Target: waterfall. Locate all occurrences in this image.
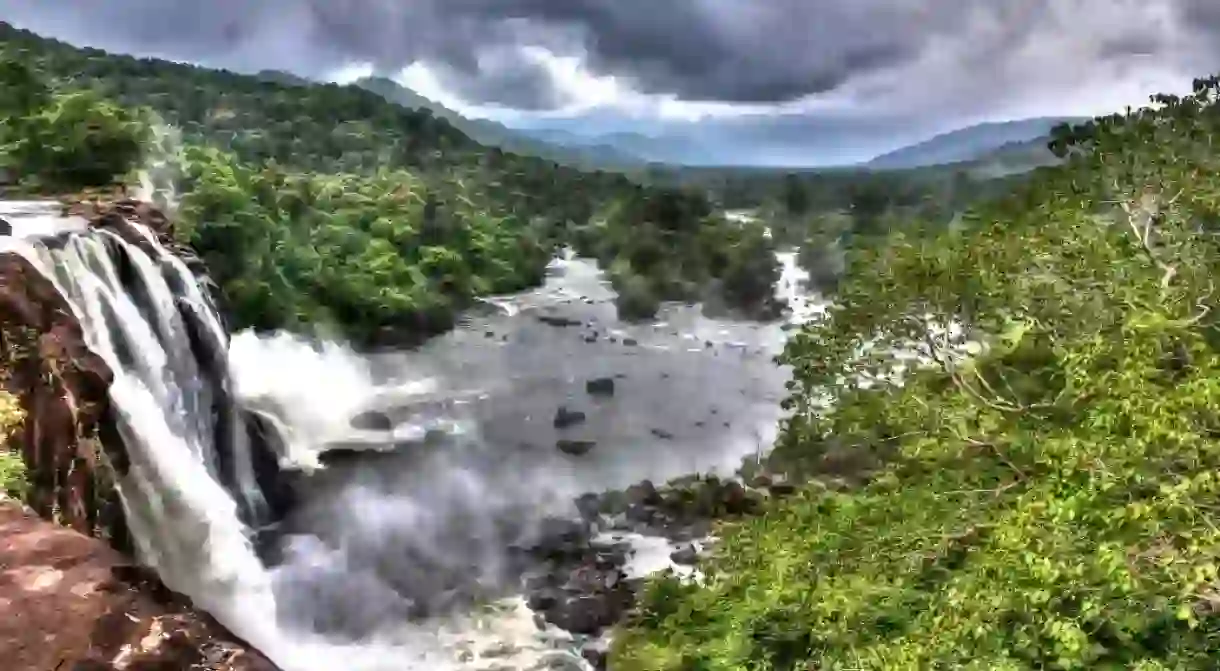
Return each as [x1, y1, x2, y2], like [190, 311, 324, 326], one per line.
[0, 219, 299, 657]
[1, 217, 481, 670]
[0, 208, 815, 671]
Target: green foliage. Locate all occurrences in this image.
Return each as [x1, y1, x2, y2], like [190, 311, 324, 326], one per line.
[0, 22, 785, 335]
[581, 187, 783, 319]
[612, 78, 1220, 669]
[177, 148, 552, 343]
[611, 267, 662, 322]
[0, 390, 25, 499]
[0, 56, 148, 189]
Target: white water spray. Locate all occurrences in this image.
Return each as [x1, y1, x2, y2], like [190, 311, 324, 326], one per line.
[1, 220, 597, 670]
[0, 195, 834, 670]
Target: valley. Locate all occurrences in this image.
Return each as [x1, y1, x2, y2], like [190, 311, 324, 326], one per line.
[2, 12, 1220, 671]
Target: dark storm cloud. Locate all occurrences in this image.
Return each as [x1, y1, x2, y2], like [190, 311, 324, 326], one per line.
[425, 46, 569, 111]
[0, 0, 1218, 111]
[0, 0, 962, 106]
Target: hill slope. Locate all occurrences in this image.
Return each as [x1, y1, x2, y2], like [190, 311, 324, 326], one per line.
[865, 117, 1085, 169]
[352, 76, 647, 169]
[612, 79, 1220, 669]
[0, 21, 782, 340]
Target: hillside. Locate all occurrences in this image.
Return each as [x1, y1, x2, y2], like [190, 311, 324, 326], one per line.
[352, 76, 647, 169]
[612, 78, 1220, 668]
[517, 126, 707, 165]
[0, 21, 782, 341]
[864, 117, 1085, 169]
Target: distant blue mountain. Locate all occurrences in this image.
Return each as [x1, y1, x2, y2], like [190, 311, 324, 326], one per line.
[348, 76, 648, 168]
[864, 117, 1087, 170]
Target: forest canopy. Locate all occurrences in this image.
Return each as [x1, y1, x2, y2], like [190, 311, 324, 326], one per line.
[0, 22, 784, 339]
[610, 76, 1220, 669]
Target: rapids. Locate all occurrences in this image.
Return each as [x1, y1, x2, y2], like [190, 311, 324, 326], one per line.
[1, 199, 820, 670]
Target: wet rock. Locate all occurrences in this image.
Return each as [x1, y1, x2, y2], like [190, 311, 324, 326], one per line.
[557, 439, 596, 456]
[537, 314, 583, 328]
[535, 654, 587, 671]
[482, 641, 519, 658]
[544, 591, 632, 636]
[528, 517, 591, 560]
[768, 481, 798, 498]
[349, 410, 393, 432]
[751, 474, 774, 489]
[527, 587, 562, 612]
[581, 643, 608, 671]
[0, 251, 124, 543]
[574, 493, 603, 521]
[669, 543, 699, 565]
[553, 406, 587, 429]
[721, 480, 755, 515]
[585, 377, 615, 397]
[626, 480, 662, 506]
[0, 504, 277, 671]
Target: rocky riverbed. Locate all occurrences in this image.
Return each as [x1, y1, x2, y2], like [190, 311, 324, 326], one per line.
[1, 193, 821, 670]
[235, 249, 819, 670]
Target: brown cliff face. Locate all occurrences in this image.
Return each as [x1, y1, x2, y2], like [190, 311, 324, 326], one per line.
[0, 246, 125, 543]
[0, 196, 222, 541]
[0, 197, 281, 670]
[0, 504, 277, 671]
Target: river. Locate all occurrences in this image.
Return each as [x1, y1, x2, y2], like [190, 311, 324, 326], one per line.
[2, 199, 822, 670]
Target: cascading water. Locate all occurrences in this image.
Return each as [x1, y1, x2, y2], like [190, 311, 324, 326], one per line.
[1, 221, 289, 650]
[1, 215, 602, 670]
[1, 197, 827, 671]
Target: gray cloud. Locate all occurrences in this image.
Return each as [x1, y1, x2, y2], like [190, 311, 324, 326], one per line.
[0, 0, 1218, 117]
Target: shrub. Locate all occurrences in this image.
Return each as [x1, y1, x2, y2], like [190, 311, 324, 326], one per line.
[611, 77, 1220, 670]
[0, 391, 26, 499]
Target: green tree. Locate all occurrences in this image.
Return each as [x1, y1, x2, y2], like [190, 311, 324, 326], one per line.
[782, 172, 810, 215]
[612, 78, 1220, 670]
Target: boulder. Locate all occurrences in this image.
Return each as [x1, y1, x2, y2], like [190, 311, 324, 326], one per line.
[581, 641, 609, 671]
[536, 314, 583, 328]
[553, 406, 586, 429]
[349, 410, 393, 432]
[543, 591, 632, 636]
[557, 440, 596, 456]
[584, 377, 615, 397]
[0, 504, 277, 671]
[669, 543, 699, 565]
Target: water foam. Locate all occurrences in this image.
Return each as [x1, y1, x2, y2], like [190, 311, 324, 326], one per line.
[1, 202, 828, 670]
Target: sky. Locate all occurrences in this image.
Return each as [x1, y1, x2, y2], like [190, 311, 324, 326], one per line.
[2, 0, 1219, 164]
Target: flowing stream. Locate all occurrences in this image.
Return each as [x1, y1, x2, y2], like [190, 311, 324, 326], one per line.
[0, 200, 819, 670]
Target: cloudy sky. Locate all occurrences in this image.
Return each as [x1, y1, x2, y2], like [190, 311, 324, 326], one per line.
[2, 0, 1218, 164]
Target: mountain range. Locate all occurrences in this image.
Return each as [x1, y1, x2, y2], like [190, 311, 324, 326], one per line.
[863, 117, 1088, 171]
[346, 76, 649, 169]
[278, 70, 1085, 172]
